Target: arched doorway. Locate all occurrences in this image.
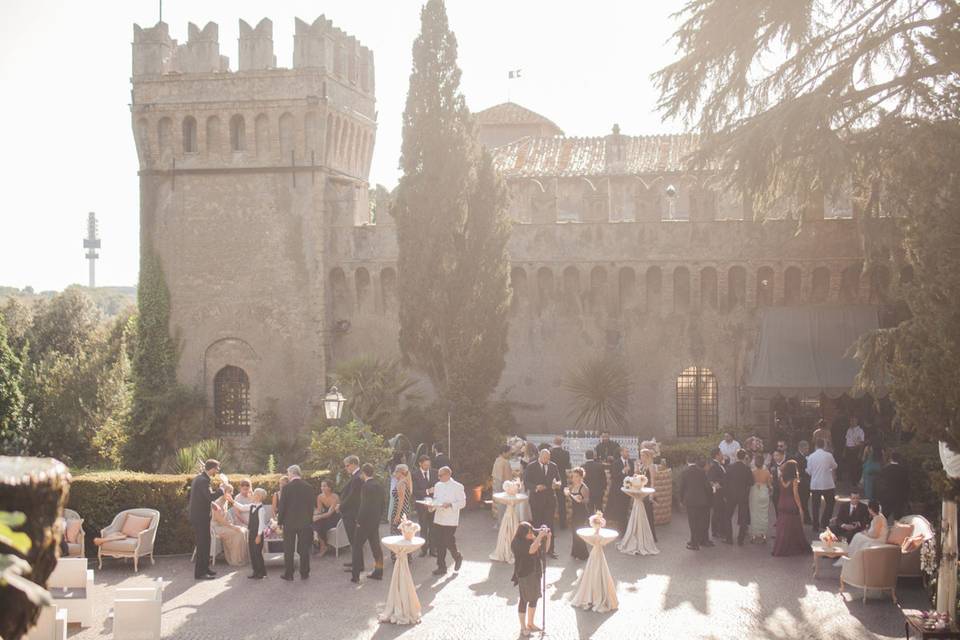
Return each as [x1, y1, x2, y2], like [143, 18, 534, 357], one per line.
[214, 365, 251, 434]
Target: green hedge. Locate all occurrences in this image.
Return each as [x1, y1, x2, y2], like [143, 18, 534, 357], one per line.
[68, 471, 329, 556]
[659, 434, 722, 468]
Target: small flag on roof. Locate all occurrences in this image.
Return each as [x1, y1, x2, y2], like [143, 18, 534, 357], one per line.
[508, 69, 522, 79]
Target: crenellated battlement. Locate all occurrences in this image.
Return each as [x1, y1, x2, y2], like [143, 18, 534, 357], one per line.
[132, 17, 374, 95]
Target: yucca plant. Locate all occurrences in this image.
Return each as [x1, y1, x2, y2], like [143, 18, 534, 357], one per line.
[331, 355, 420, 434]
[562, 354, 633, 432]
[171, 439, 229, 474]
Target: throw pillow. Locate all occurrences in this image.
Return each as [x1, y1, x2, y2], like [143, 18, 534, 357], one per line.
[65, 519, 83, 544]
[902, 534, 924, 553]
[887, 522, 913, 546]
[121, 514, 153, 538]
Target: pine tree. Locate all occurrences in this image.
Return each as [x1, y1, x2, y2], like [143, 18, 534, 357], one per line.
[0, 313, 25, 452]
[394, 0, 511, 482]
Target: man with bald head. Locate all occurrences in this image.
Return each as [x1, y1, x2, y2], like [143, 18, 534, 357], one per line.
[523, 448, 561, 557]
[431, 466, 466, 576]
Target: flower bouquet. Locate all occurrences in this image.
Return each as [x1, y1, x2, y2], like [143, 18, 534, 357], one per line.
[818, 528, 840, 549]
[399, 514, 420, 541]
[623, 474, 648, 491]
[589, 511, 606, 533]
[262, 517, 280, 541]
[502, 480, 520, 496]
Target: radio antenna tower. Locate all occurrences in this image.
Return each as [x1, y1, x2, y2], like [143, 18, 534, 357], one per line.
[83, 212, 101, 288]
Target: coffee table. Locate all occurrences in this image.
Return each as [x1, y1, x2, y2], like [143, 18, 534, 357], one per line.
[902, 608, 960, 639]
[811, 540, 847, 577]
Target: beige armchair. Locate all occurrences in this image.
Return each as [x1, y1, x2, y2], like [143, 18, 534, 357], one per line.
[840, 544, 900, 603]
[63, 508, 85, 558]
[98, 508, 160, 572]
[896, 515, 935, 577]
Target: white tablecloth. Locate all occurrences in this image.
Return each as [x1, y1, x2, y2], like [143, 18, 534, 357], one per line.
[490, 492, 528, 563]
[379, 536, 424, 625]
[571, 527, 619, 613]
[617, 487, 659, 556]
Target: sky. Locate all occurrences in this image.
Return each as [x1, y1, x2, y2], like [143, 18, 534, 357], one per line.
[0, 0, 684, 292]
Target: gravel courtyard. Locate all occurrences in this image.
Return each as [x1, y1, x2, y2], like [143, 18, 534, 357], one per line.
[67, 509, 925, 640]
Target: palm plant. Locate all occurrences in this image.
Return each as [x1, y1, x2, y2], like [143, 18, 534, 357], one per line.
[562, 354, 633, 432]
[171, 439, 229, 474]
[331, 355, 420, 434]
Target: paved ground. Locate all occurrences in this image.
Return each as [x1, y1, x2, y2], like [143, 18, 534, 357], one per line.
[66, 509, 925, 640]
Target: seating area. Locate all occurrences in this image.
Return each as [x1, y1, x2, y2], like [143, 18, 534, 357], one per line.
[47, 557, 94, 628]
[891, 515, 935, 577]
[24, 604, 68, 640]
[111, 579, 164, 640]
[97, 508, 160, 572]
[63, 508, 85, 558]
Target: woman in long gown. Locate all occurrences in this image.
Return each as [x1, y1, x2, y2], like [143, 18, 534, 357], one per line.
[835, 502, 888, 566]
[565, 468, 590, 560]
[749, 454, 772, 543]
[772, 460, 811, 556]
[861, 446, 884, 503]
[312, 480, 340, 556]
[211, 487, 249, 566]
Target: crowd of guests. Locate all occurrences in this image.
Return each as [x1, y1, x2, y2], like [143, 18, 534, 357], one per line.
[678, 422, 912, 558]
[186, 444, 466, 584]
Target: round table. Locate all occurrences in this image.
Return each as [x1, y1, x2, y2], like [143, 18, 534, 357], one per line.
[617, 487, 659, 556]
[490, 492, 529, 563]
[570, 527, 619, 613]
[379, 535, 425, 625]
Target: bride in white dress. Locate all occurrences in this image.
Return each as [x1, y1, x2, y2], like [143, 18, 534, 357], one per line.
[835, 502, 887, 566]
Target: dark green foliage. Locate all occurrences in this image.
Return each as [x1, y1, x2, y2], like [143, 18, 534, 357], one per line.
[330, 355, 420, 436]
[562, 354, 633, 432]
[393, 0, 512, 484]
[309, 420, 391, 487]
[66, 470, 329, 556]
[0, 314, 25, 452]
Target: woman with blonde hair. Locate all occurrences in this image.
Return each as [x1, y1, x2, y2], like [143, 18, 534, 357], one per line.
[390, 463, 413, 537]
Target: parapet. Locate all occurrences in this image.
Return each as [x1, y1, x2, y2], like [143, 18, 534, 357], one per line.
[132, 17, 374, 91]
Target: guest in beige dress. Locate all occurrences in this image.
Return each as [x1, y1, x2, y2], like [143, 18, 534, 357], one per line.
[212, 487, 249, 566]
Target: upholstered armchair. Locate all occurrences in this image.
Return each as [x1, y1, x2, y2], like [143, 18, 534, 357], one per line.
[840, 544, 901, 603]
[97, 508, 160, 572]
[896, 515, 935, 578]
[62, 508, 85, 558]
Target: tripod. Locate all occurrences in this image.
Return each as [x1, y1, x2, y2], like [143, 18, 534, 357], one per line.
[538, 529, 549, 635]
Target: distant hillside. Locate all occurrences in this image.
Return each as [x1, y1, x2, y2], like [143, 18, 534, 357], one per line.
[0, 285, 136, 317]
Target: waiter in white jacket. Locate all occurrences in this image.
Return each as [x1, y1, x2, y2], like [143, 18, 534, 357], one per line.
[430, 466, 466, 576]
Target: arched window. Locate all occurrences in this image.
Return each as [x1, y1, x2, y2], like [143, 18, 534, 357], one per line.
[840, 263, 862, 303]
[355, 267, 371, 313]
[618, 267, 636, 315]
[676, 366, 718, 437]
[589, 266, 608, 314]
[136, 118, 151, 162]
[757, 266, 775, 306]
[304, 111, 318, 159]
[700, 267, 718, 310]
[255, 113, 270, 158]
[646, 266, 663, 312]
[536, 267, 554, 315]
[325, 114, 334, 164]
[811, 267, 831, 303]
[229, 114, 246, 152]
[182, 116, 198, 153]
[279, 112, 295, 159]
[157, 117, 172, 156]
[562, 266, 581, 315]
[783, 266, 802, 305]
[727, 266, 746, 309]
[510, 267, 528, 316]
[380, 267, 397, 313]
[673, 267, 691, 312]
[214, 365, 250, 434]
[330, 267, 349, 317]
[206, 116, 221, 155]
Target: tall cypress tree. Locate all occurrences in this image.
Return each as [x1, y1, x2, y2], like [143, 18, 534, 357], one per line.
[394, 0, 511, 481]
[0, 313, 25, 452]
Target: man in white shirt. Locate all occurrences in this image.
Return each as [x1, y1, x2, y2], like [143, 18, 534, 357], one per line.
[430, 466, 466, 576]
[844, 417, 866, 484]
[805, 438, 838, 531]
[718, 432, 741, 465]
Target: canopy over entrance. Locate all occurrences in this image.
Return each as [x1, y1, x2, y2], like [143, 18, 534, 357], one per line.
[745, 306, 882, 398]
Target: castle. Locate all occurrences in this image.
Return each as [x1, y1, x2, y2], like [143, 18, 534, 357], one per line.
[132, 18, 900, 446]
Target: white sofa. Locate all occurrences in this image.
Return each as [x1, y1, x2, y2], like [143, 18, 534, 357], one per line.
[894, 514, 935, 577]
[63, 509, 85, 558]
[24, 604, 67, 640]
[98, 508, 160, 572]
[47, 557, 94, 627]
[840, 544, 900, 604]
[112, 579, 164, 640]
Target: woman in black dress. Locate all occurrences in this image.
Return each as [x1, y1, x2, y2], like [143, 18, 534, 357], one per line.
[511, 522, 551, 637]
[566, 468, 590, 560]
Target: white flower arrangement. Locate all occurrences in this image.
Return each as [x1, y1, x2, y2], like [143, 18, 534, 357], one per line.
[399, 514, 421, 541]
[623, 474, 648, 490]
[502, 480, 520, 496]
[589, 511, 606, 531]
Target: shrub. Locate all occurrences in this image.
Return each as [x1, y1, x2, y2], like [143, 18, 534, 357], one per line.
[309, 421, 391, 488]
[170, 439, 230, 474]
[67, 470, 329, 556]
[659, 434, 721, 468]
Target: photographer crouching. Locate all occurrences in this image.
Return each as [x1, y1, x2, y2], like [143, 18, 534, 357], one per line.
[511, 522, 551, 637]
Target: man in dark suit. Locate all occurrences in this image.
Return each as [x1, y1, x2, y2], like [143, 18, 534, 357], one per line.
[412, 454, 438, 557]
[278, 464, 317, 581]
[432, 444, 452, 473]
[523, 448, 561, 557]
[337, 455, 363, 568]
[350, 463, 386, 583]
[791, 440, 812, 525]
[550, 436, 571, 529]
[594, 431, 620, 465]
[607, 446, 634, 534]
[679, 454, 712, 550]
[877, 451, 910, 521]
[188, 459, 224, 579]
[830, 492, 871, 542]
[582, 450, 607, 514]
[769, 450, 785, 516]
[726, 449, 753, 545]
[707, 448, 732, 544]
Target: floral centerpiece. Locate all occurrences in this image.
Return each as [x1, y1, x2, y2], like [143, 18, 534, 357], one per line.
[589, 511, 606, 532]
[399, 514, 420, 541]
[502, 479, 520, 496]
[623, 474, 648, 490]
[262, 518, 280, 540]
[818, 528, 839, 547]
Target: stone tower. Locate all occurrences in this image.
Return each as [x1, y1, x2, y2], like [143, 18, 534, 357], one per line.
[131, 17, 376, 443]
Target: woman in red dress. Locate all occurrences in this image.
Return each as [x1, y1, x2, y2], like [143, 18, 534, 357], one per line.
[772, 460, 811, 556]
